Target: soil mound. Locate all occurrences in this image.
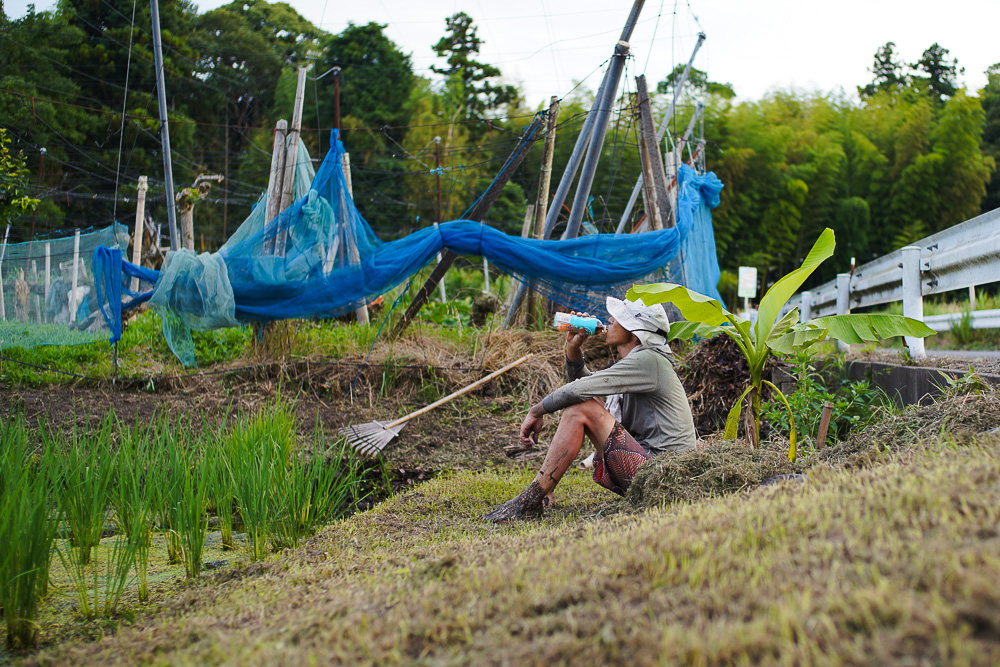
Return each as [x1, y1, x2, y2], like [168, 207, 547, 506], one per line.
[626, 439, 798, 508]
[679, 335, 783, 436]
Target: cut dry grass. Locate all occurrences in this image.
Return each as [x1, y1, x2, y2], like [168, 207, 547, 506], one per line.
[626, 438, 800, 508]
[24, 423, 1000, 665]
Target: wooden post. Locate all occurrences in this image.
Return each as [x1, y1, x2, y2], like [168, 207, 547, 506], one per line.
[263, 120, 288, 255]
[275, 67, 308, 256]
[70, 229, 81, 322]
[342, 152, 369, 325]
[970, 285, 977, 311]
[179, 197, 195, 251]
[0, 225, 9, 321]
[816, 401, 835, 448]
[634, 75, 672, 229]
[391, 114, 546, 339]
[131, 176, 148, 292]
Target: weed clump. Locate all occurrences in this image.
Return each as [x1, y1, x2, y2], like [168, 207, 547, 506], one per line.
[818, 382, 1000, 468]
[626, 439, 799, 508]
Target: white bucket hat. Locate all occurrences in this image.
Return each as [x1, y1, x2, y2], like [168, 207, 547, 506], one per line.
[606, 296, 671, 346]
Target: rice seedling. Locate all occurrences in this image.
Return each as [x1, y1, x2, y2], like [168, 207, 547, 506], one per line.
[109, 420, 157, 601]
[226, 400, 297, 560]
[152, 418, 188, 565]
[228, 435, 281, 561]
[170, 452, 210, 579]
[0, 414, 59, 649]
[206, 440, 237, 551]
[55, 414, 116, 567]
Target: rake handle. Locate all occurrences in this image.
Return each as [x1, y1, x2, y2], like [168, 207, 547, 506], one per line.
[384, 353, 534, 429]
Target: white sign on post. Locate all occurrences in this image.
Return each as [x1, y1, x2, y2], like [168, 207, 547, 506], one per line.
[738, 266, 757, 299]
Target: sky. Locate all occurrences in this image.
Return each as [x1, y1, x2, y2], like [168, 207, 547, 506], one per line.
[4, 0, 999, 108]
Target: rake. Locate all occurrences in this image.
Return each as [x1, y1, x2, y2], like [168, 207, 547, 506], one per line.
[339, 353, 533, 456]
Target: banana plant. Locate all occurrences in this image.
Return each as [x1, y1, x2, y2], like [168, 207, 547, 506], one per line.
[627, 228, 935, 461]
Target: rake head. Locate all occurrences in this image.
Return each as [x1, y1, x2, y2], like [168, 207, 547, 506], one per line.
[338, 420, 407, 456]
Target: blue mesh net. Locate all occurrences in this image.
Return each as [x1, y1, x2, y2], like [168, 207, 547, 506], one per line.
[92, 131, 724, 366]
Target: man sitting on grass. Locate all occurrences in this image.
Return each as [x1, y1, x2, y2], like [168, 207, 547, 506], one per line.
[484, 296, 697, 522]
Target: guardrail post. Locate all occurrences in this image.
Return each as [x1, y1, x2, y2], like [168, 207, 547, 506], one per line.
[836, 273, 850, 353]
[901, 245, 926, 360]
[800, 291, 813, 323]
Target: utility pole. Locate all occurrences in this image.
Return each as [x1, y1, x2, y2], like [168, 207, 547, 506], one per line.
[150, 0, 180, 251]
[25, 147, 45, 270]
[391, 113, 547, 339]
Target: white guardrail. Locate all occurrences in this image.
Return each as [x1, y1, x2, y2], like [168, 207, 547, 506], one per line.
[783, 207, 1000, 359]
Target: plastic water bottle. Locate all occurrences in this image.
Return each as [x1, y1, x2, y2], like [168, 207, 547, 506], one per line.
[553, 313, 606, 335]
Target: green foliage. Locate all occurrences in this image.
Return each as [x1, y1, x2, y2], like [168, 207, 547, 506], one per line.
[762, 351, 889, 445]
[0, 127, 39, 224]
[431, 12, 519, 131]
[630, 228, 934, 461]
[0, 412, 58, 649]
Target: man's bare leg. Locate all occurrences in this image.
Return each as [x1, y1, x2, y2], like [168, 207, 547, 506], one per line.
[484, 400, 616, 522]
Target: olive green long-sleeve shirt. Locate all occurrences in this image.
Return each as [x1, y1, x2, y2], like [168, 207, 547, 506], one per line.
[540, 344, 696, 454]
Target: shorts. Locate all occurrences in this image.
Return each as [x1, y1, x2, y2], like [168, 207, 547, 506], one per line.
[592, 422, 650, 496]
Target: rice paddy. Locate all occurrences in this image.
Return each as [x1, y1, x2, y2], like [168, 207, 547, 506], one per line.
[0, 399, 375, 651]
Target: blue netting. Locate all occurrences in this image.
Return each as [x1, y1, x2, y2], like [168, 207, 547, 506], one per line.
[95, 130, 723, 366]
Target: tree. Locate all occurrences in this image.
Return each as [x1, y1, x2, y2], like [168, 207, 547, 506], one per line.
[859, 42, 907, 99]
[431, 12, 518, 131]
[979, 64, 1000, 213]
[657, 64, 735, 100]
[313, 22, 416, 139]
[912, 43, 962, 103]
[0, 128, 39, 224]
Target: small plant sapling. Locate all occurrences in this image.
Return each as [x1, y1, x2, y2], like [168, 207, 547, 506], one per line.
[629, 228, 935, 461]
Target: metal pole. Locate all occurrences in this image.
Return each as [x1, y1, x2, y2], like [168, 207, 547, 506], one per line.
[541, 72, 608, 241]
[150, 0, 180, 251]
[333, 66, 341, 131]
[434, 136, 442, 224]
[901, 246, 926, 360]
[836, 273, 850, 353]
[616, 32, 705, 234]
[562, 40, 630, 240]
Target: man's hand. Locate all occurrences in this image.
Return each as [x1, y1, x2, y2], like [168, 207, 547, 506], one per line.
[519, 403, 545, 447]
[565, 310, 592, 361]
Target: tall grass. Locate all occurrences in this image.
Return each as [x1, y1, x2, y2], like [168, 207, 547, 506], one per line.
[0, 414, 59, 649]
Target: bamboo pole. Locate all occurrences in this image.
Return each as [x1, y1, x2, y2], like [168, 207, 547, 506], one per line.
[634, 75, 672, 229]
[275, 67, 307, 257]
[342, 153, 369, 325]
[262, 120, 288, 255]
[131, 176, 148, 292]
[0, 225, 9, 320]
